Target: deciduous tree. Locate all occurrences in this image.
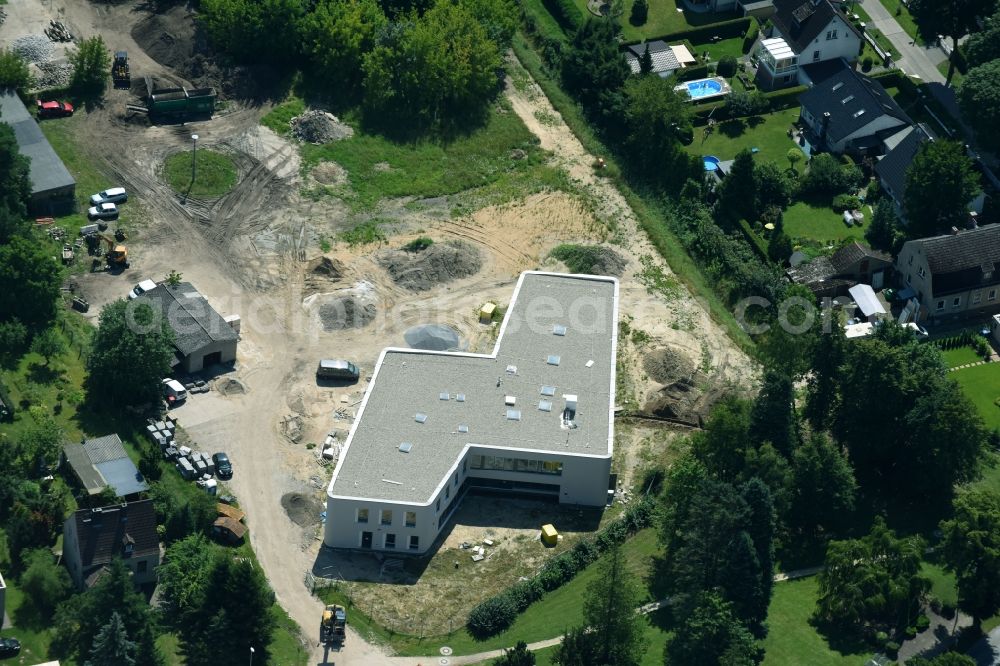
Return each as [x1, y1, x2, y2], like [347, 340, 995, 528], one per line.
[664, 592, 762, 666]
[494, 641, 536, 666]
[302, 0, 387, 95]
[69, 35, 112, 96]
[0, 236, 63, 332]
[904, 139, 980, 237]
[200, 0, 306, 64]
[965, 8, 1000, 67]
[747, 370, 796, 456]
[562, 20, 630, 134]
[908, 0, 995, 84]
[865, 198, 899, 252]
[939, 491, 1000, 630]
[623, 75, 699, 191]
[19, 547, 73, 621]
[959, 61, 1000, 153]
[717, 149, 756, 223]
[30, 328, 66, 366]
[0, 49, 33, 96]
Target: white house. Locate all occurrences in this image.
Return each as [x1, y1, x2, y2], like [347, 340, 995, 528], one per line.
[324, 272, 619, 555]
[755, 0, 861, 89]
[797, 62, 910, 154]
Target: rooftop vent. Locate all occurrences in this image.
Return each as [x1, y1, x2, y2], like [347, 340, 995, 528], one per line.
[539, 400, 553, 412]
[564, 394, 578, 413]
[458, 424, 469, 433]
[832, 82, 844, 91]
[541, 385, 556, 396]
[841, 95, 855, 104]
[456, 393, 466, 402]
[506, 409, 522, 421]
[504, 395, 516, 406]
[506, 364, 517, 374]
[547, 355, 561, 366]
[553, 324, 567, 336]
[399, 442, 413, 453]
[853, 109, 866, 118]
[415, 413, 428, 423]
[439, 392, 450, 401]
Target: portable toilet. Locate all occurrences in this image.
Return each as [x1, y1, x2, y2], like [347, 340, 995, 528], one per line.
[541, 524, 558, 546]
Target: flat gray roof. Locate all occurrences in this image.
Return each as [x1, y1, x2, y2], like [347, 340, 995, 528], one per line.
[329, 272, 618, 504]
[0, 89, 76, 195]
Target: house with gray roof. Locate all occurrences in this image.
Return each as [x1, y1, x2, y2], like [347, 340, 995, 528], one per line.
[787, 240, 892, 296]
[797, 61, 910, 154]
[622, 41, 697, 78]
[62, 500, 159, 589]
[895, 224, 1000, 322]
[63, 434, 149, 497]
[324, 272, 618, 554]
[0, 89, 76, 216]
[137, 282, 238, 373]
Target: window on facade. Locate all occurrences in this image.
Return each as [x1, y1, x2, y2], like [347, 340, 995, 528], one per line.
[445, 486, 450, 500]
[385, 533, 396, 549]
[906, 274, 911, 286]
[991, 290, 997, 301]
[826, 29, 837, 39]
[813, 50, 821, 61]
[409, 535, 419, 550]
[908, 255, 913, 265]
[137, 560, 148, 574]
[454, 473, 458, 488]
[380, 510, 392, 526]
[436, 498, 441, 512]
[462, 459, 467, 474]
[469, 454, 564, 475]
[937, 300, 945, 311]
[953, 297, 962, 308]
[405, 511, 416, 528]
[918, 267, 926, 278]
[357, 508, 369, 524]
[974, 292, 982, 304]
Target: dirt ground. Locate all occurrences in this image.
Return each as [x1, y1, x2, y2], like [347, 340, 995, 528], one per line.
[3, 1, 756, 661]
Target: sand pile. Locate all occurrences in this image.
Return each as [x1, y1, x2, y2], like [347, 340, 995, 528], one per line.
[643, 347, 695, 385]
[378, 240, 480, 291]
[318, 297, 375, 331]
[290, 110, 354, 144]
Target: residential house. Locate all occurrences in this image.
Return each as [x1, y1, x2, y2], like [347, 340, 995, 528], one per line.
[797, 62, 910, 154]
[63, 434, 149, 498]
[895, 224, 1000, 322]
[623, 41, 697, 78]
[787, 240, 892, 296]
[875, 125, 986, 220]
[755, 0, 862, 89]
[687, 0, 740, 12]
[62, 500, 160, 590]
[137, 281, 238, 373]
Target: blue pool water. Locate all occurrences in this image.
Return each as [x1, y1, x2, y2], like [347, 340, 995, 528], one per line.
[684, 79, 724, 98]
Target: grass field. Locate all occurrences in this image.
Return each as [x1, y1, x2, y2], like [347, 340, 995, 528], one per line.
[693, 35, 746, 62]
[941, 345, 983, 368]
[921, 561, 959, 607]
[873, 0, 923, 45]
[783, 198, 865, 244]
[609, 0, 739, 42]
[0, 584, 62, 665]
[163, 149, 238, 198]
[952, 363, 1000, 430]
[762, 577, 871, 666]
[686, 107, 801, 162]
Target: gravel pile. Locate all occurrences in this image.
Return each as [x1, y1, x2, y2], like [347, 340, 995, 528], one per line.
[34, 62, 72, 89]
[13, 35, 54, 64]
[318, 297, 376, 331]
[290, 110, 354, 144]
[378, 240, 481, 292]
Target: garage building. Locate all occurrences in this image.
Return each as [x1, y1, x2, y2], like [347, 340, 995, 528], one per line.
[0, 89, 76, 216]
[137, 282, 238, 373]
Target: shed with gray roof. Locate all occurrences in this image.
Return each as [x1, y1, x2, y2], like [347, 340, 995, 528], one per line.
[0, 89, 76, 216]
[63, 434, 149, 497]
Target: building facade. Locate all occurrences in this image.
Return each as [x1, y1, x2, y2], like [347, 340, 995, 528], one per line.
[324, 272, 619, 555]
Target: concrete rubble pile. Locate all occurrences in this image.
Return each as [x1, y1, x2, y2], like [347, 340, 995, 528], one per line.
[289, 110, 354, 144]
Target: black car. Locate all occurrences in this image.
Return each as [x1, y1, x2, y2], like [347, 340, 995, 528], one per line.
[213, 452, 233, 479]
[0, 638, 21, 658]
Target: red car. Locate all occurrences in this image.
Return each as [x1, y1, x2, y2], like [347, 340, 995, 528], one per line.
[36, 99, 74, 119]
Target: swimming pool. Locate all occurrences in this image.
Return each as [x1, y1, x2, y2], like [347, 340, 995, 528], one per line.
[675, 77, 731, 101]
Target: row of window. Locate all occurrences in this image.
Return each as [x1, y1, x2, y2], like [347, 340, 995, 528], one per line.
[935, 290, 997, 311]
[381, 533, 419, 550]
[357, 508, 417, 527]
[468, 455, 564, 475]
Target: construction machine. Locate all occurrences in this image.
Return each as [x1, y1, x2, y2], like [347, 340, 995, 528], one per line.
[86, 233, 129, 268]
[112, 51, 131, 89]
[320, 604, 346, 646]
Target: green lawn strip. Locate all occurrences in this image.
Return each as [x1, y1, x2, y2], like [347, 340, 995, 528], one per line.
[783, 199, 865, 244]
[941, 345, 983, 369]
[872, 0, 923, 45]
[937, 60, 964, 87]
[261, 97, 306, 136]
[920, 561, 959, 607]
[693, 35, 746, 62]
[684, 107, 801, 162]
[0, 583, 62, 664]
[611, 0, 737, 41]
[952, 362, 1000, 430]
[513, 33, 752, 350]
[320, 529, 660, 657]
[163, 149, 238, 198]
[299, 104, 543, 211]
[851, 5, 900, 60]
[762, 577, 870, 666]
[270, 605, 311, 665]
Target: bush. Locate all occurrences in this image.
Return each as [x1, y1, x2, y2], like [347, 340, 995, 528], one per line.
[630, 0, 648, 26]
[862, 55, 874, 72]
[542, 0, 583, 32]
[942, 603, 957, 619]
[742, 20, 760, 54]
[904, 626, 918, 639]
[875, 631, 889, 647]
[403, 236, 434, 252]
[929, 597, 943, 614]
[885, 641, 900, 657]
[915, 614, 931, 632]
[467, 594, 517, 638]
[717, 55, 738, 77]
[726, 89, 767, 116]
[832, 194, 860, 212]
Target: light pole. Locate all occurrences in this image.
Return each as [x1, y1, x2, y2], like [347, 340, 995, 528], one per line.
[249, 646, 254, 666]
[191, 133, 199, 187]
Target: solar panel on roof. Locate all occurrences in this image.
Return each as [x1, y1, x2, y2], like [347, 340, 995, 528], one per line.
[539, 400, 553, 412]
[439, 392, 450, 400]
[506, 409, 521, 421]
[456, 393, 466, 402]
[553, 324, 567, 336]
[415, 413, 427, 423]
[541, 386, 556, 396]
[458, 424, 469, 433]
[547, 355, 561, 366]
[399, 442, 413, 452]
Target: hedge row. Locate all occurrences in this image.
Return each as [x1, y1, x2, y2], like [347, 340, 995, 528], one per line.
[541, 0, 583, 33]
[465, 497, 656, 638]
[622, 15, 753, 48]
[691, 84, 807, 124]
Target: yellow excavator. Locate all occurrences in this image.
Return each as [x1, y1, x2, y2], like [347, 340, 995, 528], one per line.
[86, 232, 128, 268]
[320, 604, 346, 646]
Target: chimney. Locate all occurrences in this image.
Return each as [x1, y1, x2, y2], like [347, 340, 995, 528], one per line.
[951, 226, 960, 235]
[968, 211, 979, 229]
[820, 112, 832, 141]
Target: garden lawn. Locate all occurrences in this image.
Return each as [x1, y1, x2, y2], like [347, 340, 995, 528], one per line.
[783, 198, 865, 243]
[686, 107, 801, 162]
[0, 583, 61, 665]
[921, 562, 959, 607]
[163, 149, 237, 198]
[951, 362, 1000, 430]
[941, 345, 983, 369]
[575, 0, 737, 41]
[874, 0, 923, 45]
[692, 35, 746, 62]
[762, 577, 871, 666]
[322, 528, 662, 656]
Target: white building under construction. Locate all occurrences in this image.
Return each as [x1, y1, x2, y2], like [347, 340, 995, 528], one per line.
[324, 271, 619, 554]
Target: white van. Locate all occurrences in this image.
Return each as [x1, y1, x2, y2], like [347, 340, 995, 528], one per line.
[162, 378, 188, 403]
[129, 279, 158, 300]
[90, 187, 128, 206]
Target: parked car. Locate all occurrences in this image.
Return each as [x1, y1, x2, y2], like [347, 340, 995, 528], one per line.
[0, 638, 21, 658]
[316, 359, 360, 382]
[87, 202, 119, 221]
[129, 279, 158, 299]
[162, 378, 188, 403]
[213, 452, 233, 479]
[89, 187, 128, 205]
[36, 99, 73, 118]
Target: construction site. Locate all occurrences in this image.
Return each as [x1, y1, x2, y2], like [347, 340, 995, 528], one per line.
[0, 0, 756, 662]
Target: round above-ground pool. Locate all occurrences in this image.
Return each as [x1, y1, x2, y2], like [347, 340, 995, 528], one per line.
[703, 155, 721, 172]
[675, 76, 732, 101]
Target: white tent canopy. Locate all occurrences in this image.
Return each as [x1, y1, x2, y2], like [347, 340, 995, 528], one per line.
[848, 284, 886, 318]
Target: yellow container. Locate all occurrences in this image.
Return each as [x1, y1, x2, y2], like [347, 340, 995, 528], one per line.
[480, 302, 496, 324]
[541, 523, 558, 546]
